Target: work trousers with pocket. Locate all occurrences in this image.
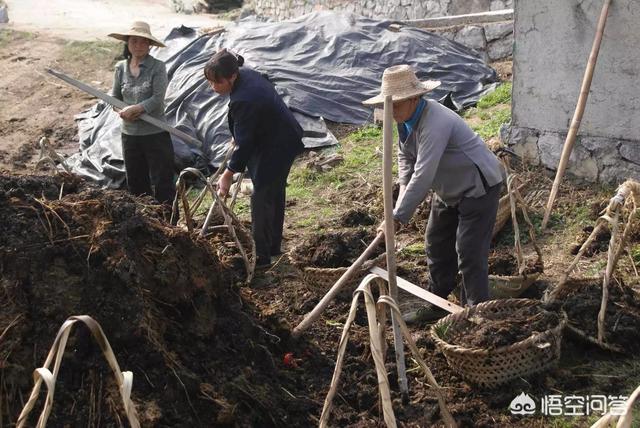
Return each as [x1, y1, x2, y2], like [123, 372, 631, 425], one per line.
[425, 182, 502, 306]
[121, 132, 176, 206]
[248, 152, 298, 265]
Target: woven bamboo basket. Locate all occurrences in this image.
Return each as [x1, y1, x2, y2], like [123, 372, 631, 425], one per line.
[492, 181, 528, 239]
[299, 252, 387, 291]
[431, 299, 566, 387]
[488, 271, 541, 299]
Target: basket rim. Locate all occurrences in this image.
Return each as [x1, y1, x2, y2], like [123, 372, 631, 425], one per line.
[431, 298, 567, 355]
[488, 271, 542, 282]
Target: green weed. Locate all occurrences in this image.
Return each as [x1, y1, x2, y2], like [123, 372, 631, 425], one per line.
[433, 321, 452, 340]
[477, 82, 512, 109]
[399, 243, 425, 257]
[470, 107, 511, 140]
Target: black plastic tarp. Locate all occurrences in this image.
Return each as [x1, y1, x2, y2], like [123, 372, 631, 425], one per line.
[68, 11, 498, 188]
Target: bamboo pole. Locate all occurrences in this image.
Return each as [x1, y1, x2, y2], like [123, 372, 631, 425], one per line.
[541, 0, 612, 230]
[291, 233, 384, 337]
[382, 95, 409, 397]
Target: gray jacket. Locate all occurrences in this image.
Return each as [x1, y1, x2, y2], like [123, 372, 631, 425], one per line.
[111, 55, 168, 136]
[394, 99, 504, 223]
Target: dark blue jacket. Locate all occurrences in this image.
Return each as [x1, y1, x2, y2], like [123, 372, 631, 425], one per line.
[227, 68, 304, 184]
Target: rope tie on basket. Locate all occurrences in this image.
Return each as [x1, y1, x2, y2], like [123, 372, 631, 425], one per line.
[35, 136, 72, 173]
[16, 315, 140, 428]
[319, 274, 456, 428]
[170, 165, 256, 283]
[504, 166, 543, 277]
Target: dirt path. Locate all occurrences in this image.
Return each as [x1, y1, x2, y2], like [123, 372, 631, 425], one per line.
[2, 0, 225, 41]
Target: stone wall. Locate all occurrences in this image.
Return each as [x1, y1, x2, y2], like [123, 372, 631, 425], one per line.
[508, 0, 640, 184]
[243, 0, 512, 21]
[428, 20, 513, 62]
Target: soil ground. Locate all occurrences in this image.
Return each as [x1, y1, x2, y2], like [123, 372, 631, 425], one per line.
[1, 4, 640, 427]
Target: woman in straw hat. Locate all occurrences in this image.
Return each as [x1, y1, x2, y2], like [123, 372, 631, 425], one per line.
[108, 21, 175, 208]
[366, 64, 504, 322]
[204, 49, 304, 269]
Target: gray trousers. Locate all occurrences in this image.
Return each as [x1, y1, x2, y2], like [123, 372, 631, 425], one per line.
[425, 182, 501, 306]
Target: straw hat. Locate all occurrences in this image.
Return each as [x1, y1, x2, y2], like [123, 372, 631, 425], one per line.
[108, 21, 166, 48]
[363, 64, 440, 106]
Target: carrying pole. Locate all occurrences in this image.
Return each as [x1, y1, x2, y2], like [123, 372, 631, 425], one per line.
[46, 68, 202, 147]
[541, 0, 612, 230]
[382, 95, 409, 397]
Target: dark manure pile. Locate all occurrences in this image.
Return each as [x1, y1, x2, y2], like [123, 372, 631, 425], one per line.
[441, 302, 562, 350]
[0, 174, 315, 427]
[560, 279, 640, 352]
[290, 229, 383, 268]
[488, 250, 543, 276]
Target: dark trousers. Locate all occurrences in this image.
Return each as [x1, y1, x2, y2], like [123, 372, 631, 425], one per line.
[249, 154, 297, 264]
[121, 132, 176, 205]
[425, 183, 502, 306]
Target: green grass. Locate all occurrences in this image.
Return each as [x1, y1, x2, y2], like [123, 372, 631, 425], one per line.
[288, 124, 387, 192]
[399, 243, 424, 257]
[469, 107, 511, 140]
[464, 82, 512, 140]
[631, 244, 640, 266]
[477, 82, 512, 109]
[0, 29, 36, 48]
[61, 39, 121, 66]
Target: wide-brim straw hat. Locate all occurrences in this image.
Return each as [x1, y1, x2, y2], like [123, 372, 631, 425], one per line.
[363, 64, 440, 106]
[108, 21, 166, 48]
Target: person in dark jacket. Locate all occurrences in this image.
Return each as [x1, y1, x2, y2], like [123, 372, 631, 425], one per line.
[204, 49, 304, 268]
[108, 21, 176, 207]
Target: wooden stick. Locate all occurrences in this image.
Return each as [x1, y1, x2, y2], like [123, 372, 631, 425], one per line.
[541, 0, 612, 230]
[46, 68, 202, 147]
[370, 267, 463, 314]
[291, 233, 384, 337]
[598, 207, 619, 344]
[382, 94, 409, 397]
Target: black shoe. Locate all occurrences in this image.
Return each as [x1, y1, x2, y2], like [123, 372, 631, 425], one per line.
[256, 257, 272, 269]
[402, 303, 449, 324]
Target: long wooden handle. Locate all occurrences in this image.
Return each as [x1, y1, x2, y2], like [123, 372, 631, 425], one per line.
[46, 68, 203, 147]
[291, 233, 384, 337]
[541, 0, 612, 230]
[382, 95, 409, 396]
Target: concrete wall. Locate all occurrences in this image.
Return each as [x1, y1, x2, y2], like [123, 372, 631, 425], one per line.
[243, 0, 513, 21]
[507, 0, 640, 184]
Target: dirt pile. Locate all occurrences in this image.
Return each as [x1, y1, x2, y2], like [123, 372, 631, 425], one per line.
[561, 280, 640, 352]
[290, 229, 383, 268]
[0, 174, 312, 427]
[488, 250, 543, 276]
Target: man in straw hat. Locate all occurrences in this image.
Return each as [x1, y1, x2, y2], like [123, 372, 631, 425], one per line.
[365, 64, 504, 322]
[108, 21, 176, 210]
